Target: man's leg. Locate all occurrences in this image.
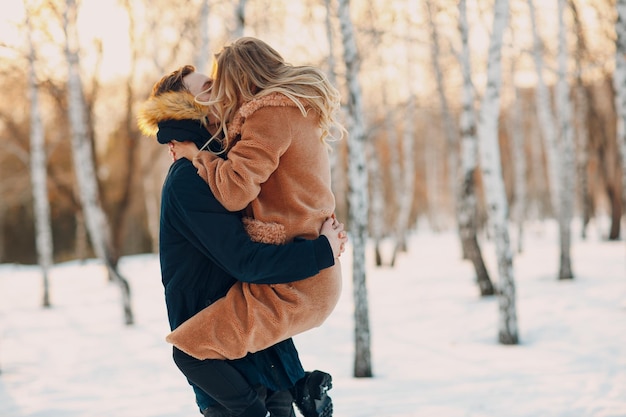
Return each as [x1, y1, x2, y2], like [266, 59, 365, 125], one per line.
[173, 348, 267, 417]
[264, 387, 296, 417]
[200, 384, 295, 417]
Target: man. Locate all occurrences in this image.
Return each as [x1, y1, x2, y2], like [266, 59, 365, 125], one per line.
[138, 65, 342, 417]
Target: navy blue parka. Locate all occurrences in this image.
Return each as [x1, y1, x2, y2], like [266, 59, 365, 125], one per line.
[159, 157, 335, 410]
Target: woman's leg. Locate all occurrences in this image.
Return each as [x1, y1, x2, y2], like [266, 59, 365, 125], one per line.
[173, 347, 267, 417]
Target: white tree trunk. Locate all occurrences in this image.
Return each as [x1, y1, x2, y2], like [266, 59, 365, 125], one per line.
[391, 98, 416, 266]
[570, 1, 591, 239]
[510, 85, 527, 254]
[323, 0, 349, 231]
[425, 141, 442, 230]
[385, 105, 404, 262]
[233, 0, 246, 38]
[527, 0, 560, 217]
[574, 82, 591, 238]
[556, 0, 575, 280]
[27, 13, 53, 308]
[528, 113, 546, 220]
[63, 0, 133, 325]
[476, 0, 518, 344]
[391, 6, 417, 265]
[367, 138, 385, 267]
[194, 0, 211, 73]
[338, 0, 372, 378]
[457, 0, 494, 297]
[615, 0, 626, 212]
[426, 0, 459, 213]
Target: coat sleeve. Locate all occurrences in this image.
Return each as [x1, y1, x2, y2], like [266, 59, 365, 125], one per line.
[192, 107, 295, 211]
[167, 162, 333, 285]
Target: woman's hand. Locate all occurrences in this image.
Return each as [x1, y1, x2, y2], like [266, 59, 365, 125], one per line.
[320, 215, 348, 259]
[169, 140, 199, 162]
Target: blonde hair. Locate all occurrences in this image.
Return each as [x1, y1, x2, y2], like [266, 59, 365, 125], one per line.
[198, 37, 344, 151]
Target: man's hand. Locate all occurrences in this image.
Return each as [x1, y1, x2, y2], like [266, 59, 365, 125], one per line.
[169, 140, 199, 162]
[320, 215, 348, 259]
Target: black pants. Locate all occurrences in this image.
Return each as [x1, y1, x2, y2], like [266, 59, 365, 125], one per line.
[173, 348, 294, 417]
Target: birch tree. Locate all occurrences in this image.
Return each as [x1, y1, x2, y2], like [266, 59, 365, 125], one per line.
[62, 0, 133, 325]
[426, 0, 459, 216]
[26, 9, 53, 308]
[194, 0, 211, 73]
[323, 0, 349, 226]
[109, 0, 142, 268]
[233, 0, 247, 38]
[393, 91, 416, 267]
[425, 133, 444, 231]
[391, 3, 417, 267]
[476, 0, 518, 344]
[457, 0, 494, 296]
[555, 0, 575, 279]
[615, 0, 626, 211]
[527, 0, 560, 217]
[367, 132, 386, 267]
[383, 82, 403, 265]
[338, 0, 372, 377]
[509, 83, 527, 254]
[569, 0, 591, 239]
[365, 1, 388, 267]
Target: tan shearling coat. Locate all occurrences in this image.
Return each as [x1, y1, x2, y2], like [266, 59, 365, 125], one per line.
[165, 93, 342, 360]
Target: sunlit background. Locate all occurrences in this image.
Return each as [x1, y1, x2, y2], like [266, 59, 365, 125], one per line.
[0, 1, 625, 416]
[0, 0, 620, 263]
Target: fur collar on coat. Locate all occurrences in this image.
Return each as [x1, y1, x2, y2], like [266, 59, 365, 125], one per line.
[137, 91, 209, 137]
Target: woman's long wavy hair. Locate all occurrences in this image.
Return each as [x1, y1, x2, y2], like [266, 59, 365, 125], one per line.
[197, 37, 345, 152]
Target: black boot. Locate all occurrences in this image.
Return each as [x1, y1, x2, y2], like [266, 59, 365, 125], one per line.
[292, 370, 333, 417]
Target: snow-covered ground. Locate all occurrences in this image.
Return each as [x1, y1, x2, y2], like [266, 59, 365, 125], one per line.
[0, 220, 624, 417]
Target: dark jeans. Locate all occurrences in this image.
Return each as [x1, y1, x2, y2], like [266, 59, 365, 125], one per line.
[202, 386, 296, 417]
[173, 348, 294, 417]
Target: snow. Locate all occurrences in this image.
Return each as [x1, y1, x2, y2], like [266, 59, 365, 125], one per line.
[0, 221, 624, 417]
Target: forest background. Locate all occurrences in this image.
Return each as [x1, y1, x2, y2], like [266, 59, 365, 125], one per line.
[0, 0, 622, 263]
[0, 0, 624, 386]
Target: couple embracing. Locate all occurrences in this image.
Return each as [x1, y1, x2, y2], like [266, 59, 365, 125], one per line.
[138, 37, 347, 417]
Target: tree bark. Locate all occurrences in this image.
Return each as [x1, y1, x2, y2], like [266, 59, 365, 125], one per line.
[233, 0, 246, 38]
[194, 0, 211, 73]
[386, 5, 416, 266]
[476, 0, 518, 343]
[338, 0, 372, 378]
[323, 0, 349, 229]
[457, 0, 494, 296]
[385, 94, 403, 266]
[112, 0, 141, 267]
[556, 0, 575, 279]
[27, 12, 53, 308]
[509, 84, 527, 254]
[569, 0, 592, 240]
[63, 0, 133, 325]
[615, 0, 626, 229]
[426, 0, 459, 223]
[527, 0, 560, 218]
[366, 136, 385, 267]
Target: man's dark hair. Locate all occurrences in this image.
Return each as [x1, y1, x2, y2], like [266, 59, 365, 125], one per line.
[151, 65, 195, 97]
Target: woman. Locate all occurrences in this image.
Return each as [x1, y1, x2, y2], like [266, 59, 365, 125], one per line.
[167, 37, 345, 363]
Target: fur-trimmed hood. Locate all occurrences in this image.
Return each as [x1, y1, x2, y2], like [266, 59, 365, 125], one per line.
[137, 91, 208, 137]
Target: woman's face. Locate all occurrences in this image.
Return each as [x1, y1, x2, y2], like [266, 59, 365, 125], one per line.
[183, 72, 212, 102]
